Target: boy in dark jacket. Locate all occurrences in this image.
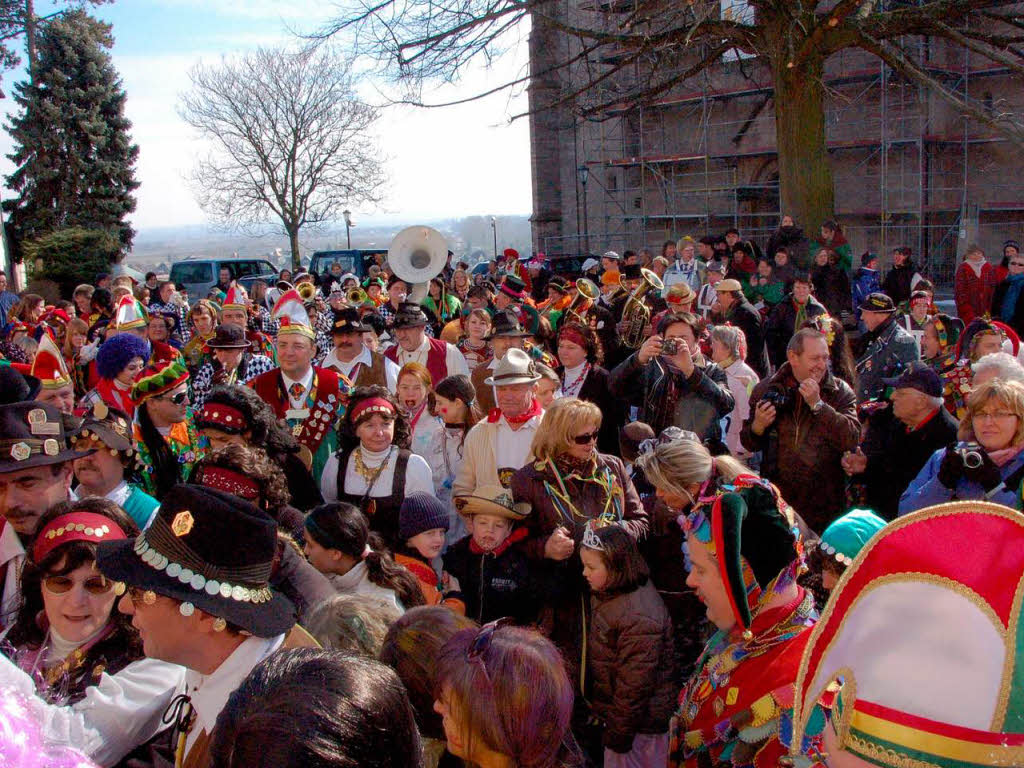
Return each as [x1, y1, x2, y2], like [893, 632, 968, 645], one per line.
[444, 484, 540, 624]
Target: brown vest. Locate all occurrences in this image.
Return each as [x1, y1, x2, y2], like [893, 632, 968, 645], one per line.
[354, 352, 388, 389]
[178, 626, 320, 768]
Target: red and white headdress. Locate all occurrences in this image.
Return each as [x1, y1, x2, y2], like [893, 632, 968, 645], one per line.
[271, 289, 314, 340]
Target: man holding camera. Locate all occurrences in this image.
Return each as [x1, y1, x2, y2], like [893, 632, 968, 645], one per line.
[610, 311, 734, 451]
[741, 328, 859, 532]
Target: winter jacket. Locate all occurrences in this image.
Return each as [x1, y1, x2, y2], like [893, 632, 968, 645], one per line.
[746, 275, 786, 308]
[588, 580, 676, 753]
[954, 260, 997, 324]
[852, 267, 882, 320]
[857, 405, 958, 520]
[764, 294, 828, 369]
[811, 264, 853, 318]
[722, 299, 769, 378]
[810, 232, 853, 272]
[442, 531, 540, 624]
[395, 551, 466, 614]
[740, 363, 860, 532]
[512, 453, 647, 692]
[766, 226, 810, 269]
[720, 359, 759, 459]
[853, 317, 920, 403]
[899, 443, 1024, 515]
[882, 261, 923, 306]
[609, 353, 735, 451]
[990, 276, 1024, 338]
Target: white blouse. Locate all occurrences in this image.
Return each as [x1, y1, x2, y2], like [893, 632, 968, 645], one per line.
[320, 444, 434, 503]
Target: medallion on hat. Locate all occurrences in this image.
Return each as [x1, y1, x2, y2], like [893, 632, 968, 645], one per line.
[0, 401, 93, 473]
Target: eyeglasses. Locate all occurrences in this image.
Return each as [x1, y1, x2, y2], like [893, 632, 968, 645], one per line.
[43, 573, 115, 595]
[465, 617, 514, 667]
[161, 391, 189, 405]
[572, 431, 600, 445]
[973, 411, 1018, 422]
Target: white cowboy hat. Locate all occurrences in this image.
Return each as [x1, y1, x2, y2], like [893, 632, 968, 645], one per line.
[484, 348, 542, 387]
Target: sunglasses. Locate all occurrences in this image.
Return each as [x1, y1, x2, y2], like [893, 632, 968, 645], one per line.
[572, 431, 600, 445]
[43, 574, 115, 595]
[161, 391, 189, 405]
[1011, 262, 1024, 268]
[465, 617, 514, 668]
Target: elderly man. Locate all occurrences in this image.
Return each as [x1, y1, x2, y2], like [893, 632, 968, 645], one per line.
[855, 292, 920, 403]
[842, 362, 957, 520]
[713, 278, 769, 377]
[741, 328, 860, 532]
[384, 301, 469, 387]
[455, 348, 544, 493]
[471, 309, 529, 413]
[321, 307, 398, 390]
[0, 402, 87, 626]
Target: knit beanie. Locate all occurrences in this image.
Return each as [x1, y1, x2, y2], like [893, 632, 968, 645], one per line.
[399, 492, 450, 540]
[96, 334, 152, 380]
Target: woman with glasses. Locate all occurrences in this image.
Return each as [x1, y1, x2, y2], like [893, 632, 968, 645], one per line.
[434, 620, 582, 768]
[511, 397, 646, 712]
[80, 333, 151, 418]
[1, 498, 140, 705]
[900, 378, 1024, 513]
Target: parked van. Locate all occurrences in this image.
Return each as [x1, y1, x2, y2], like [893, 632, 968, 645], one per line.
[170, 257, 278, 302]
[309, 249, 388, 282]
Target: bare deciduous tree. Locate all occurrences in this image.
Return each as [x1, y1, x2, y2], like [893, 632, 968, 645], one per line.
[179, 46, 386, 270]
[318, 0, 1024, 234]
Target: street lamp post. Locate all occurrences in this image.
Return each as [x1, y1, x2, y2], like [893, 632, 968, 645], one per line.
[577, 165, 590, 258]
[490, 216, 497, 259]
[343, 209, 353, 249]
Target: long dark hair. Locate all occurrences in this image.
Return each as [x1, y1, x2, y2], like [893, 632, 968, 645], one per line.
[210, 648, 422, 768]
[137, 400, 183, 498]
[305, 504, 425, 609]
[431, 374, 482, 456]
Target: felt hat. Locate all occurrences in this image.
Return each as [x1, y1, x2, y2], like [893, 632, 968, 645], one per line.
[706, 261, 724, 274]
[666, 283, 695, 306]
[30, 334, 72, 390]
[206, 323, 251, 350]
[0, 401, 93, 473]
[715, 278, 744, 293]
[221, 284, 249, 312]
[859, 292, 897, 313]
[0, 364, 41, 404]
[392, 302, 430, 329]
[96, 484, 296, 637]
[791, 502, 1024, 767]
[331, 307, 369, 335]
[454, 484, 531, 521]
[131, 359, 189, 404]
[499, 275, 527, 300]
[484, 348, 541, 387]
[818, 508, 887, 567]
[485, 309, 528, 340]
[271, 288, 315, 340]
[113, 295, 148, 331]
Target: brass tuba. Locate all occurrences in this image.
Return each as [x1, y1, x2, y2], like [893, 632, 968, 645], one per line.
[346, 287, 368, 306]
[565, 278, 600, 326]
[620, 268, 664, 348]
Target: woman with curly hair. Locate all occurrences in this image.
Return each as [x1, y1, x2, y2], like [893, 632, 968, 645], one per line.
[191, 444, 335, 621]
[195, 383, 322, 511]
[320, 385, 434, 551]
[2, 499, 141, 705]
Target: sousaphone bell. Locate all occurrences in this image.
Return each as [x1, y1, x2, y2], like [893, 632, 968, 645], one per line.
[388, 225, 449, 303]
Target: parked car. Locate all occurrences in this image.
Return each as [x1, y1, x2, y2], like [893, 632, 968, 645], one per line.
[169, 257, 278, 302]
[309, 249, 388, 282]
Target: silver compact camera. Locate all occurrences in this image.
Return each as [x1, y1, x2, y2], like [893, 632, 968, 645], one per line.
[958, 443, 984, 470]
[661, 338, 679, 356]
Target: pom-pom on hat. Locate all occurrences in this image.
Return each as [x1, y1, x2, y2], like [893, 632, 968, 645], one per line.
[131, 359, 189, 403]
[96, 334, 151, 381]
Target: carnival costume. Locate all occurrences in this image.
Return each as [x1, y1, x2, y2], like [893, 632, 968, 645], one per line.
[668, 474, 820, 768]
[924, 314, 968, 420]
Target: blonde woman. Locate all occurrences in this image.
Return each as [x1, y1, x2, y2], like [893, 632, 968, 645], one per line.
[900, 378, 1024, 513]
[511, 396, 647, 695]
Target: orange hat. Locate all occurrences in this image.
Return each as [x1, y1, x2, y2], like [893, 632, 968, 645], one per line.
[601, 271, 621, 287]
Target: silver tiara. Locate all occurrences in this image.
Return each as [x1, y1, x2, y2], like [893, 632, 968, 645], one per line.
[581, 523, 604, 551]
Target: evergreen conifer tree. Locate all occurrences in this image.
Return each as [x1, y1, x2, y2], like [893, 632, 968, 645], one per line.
[3, 10, 138, 260]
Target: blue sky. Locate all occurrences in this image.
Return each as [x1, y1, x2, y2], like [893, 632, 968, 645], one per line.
[0, 0, 532, 230]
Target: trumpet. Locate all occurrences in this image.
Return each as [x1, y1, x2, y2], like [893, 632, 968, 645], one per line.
[565, 278, 600, 326]
[620, 268, 664, 348]
[346, 288, 368, 306]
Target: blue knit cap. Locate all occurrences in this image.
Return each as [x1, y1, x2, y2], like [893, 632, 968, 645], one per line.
[96, 334, 151, 380]
[399, 492, 450, 540]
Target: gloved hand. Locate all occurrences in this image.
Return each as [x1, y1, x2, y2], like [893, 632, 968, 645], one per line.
[962, 449, 1003, 491]
[937, 444, 964, 489]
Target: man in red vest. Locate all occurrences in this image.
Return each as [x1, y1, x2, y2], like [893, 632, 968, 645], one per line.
[384, 302, 469, 387]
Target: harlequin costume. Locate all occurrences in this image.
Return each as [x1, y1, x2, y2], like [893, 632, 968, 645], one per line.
[668, 475, 820, 768]
[249, 288, 352, 479]
[790, 501, 1024, 768]
[222, 285, 276, 362]
[924, 314, 969, 420]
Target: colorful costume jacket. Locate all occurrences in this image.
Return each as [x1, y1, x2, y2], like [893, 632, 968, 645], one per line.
[132, 415, 205, 496]
[929, 352, 971, 421]
[669, 589, 819, 768]
[249, 366, 353, 479]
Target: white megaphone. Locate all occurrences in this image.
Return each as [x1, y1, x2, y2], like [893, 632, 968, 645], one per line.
[388, 225, 449, 303]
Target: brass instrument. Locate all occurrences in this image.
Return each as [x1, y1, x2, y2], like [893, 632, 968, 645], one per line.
[297, 282, 317, 305]
[620, 268, 664, 348]
[347, 287, 368, 306]
[565, 278, 600, 326]
[388, 225, 449, 303]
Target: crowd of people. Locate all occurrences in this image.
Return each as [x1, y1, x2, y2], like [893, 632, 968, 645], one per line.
[0, 218, 1022, 768]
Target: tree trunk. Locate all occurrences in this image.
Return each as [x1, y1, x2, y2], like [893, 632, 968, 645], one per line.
[772, 55, 835, 262]
[287, 226, 302, 271]
[24, 0, 36, 84]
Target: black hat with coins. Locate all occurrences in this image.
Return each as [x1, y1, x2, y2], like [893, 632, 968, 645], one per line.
[0, 401, 93, 474]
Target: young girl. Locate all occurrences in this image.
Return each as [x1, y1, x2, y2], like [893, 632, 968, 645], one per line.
[303, 502, 426, 613]
[397, 362, 445, 480]
[455, 308, 492, 372]
[63, 317, 92, 399]
[431, 374, 482, 544]
[580, 523, 676, 768]
[395, 493, 465, 613]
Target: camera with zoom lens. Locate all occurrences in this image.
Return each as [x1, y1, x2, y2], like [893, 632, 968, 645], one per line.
[760, 382, 795, 414]
[662, 338, 679, 356]
[958, 442, 985, 470]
